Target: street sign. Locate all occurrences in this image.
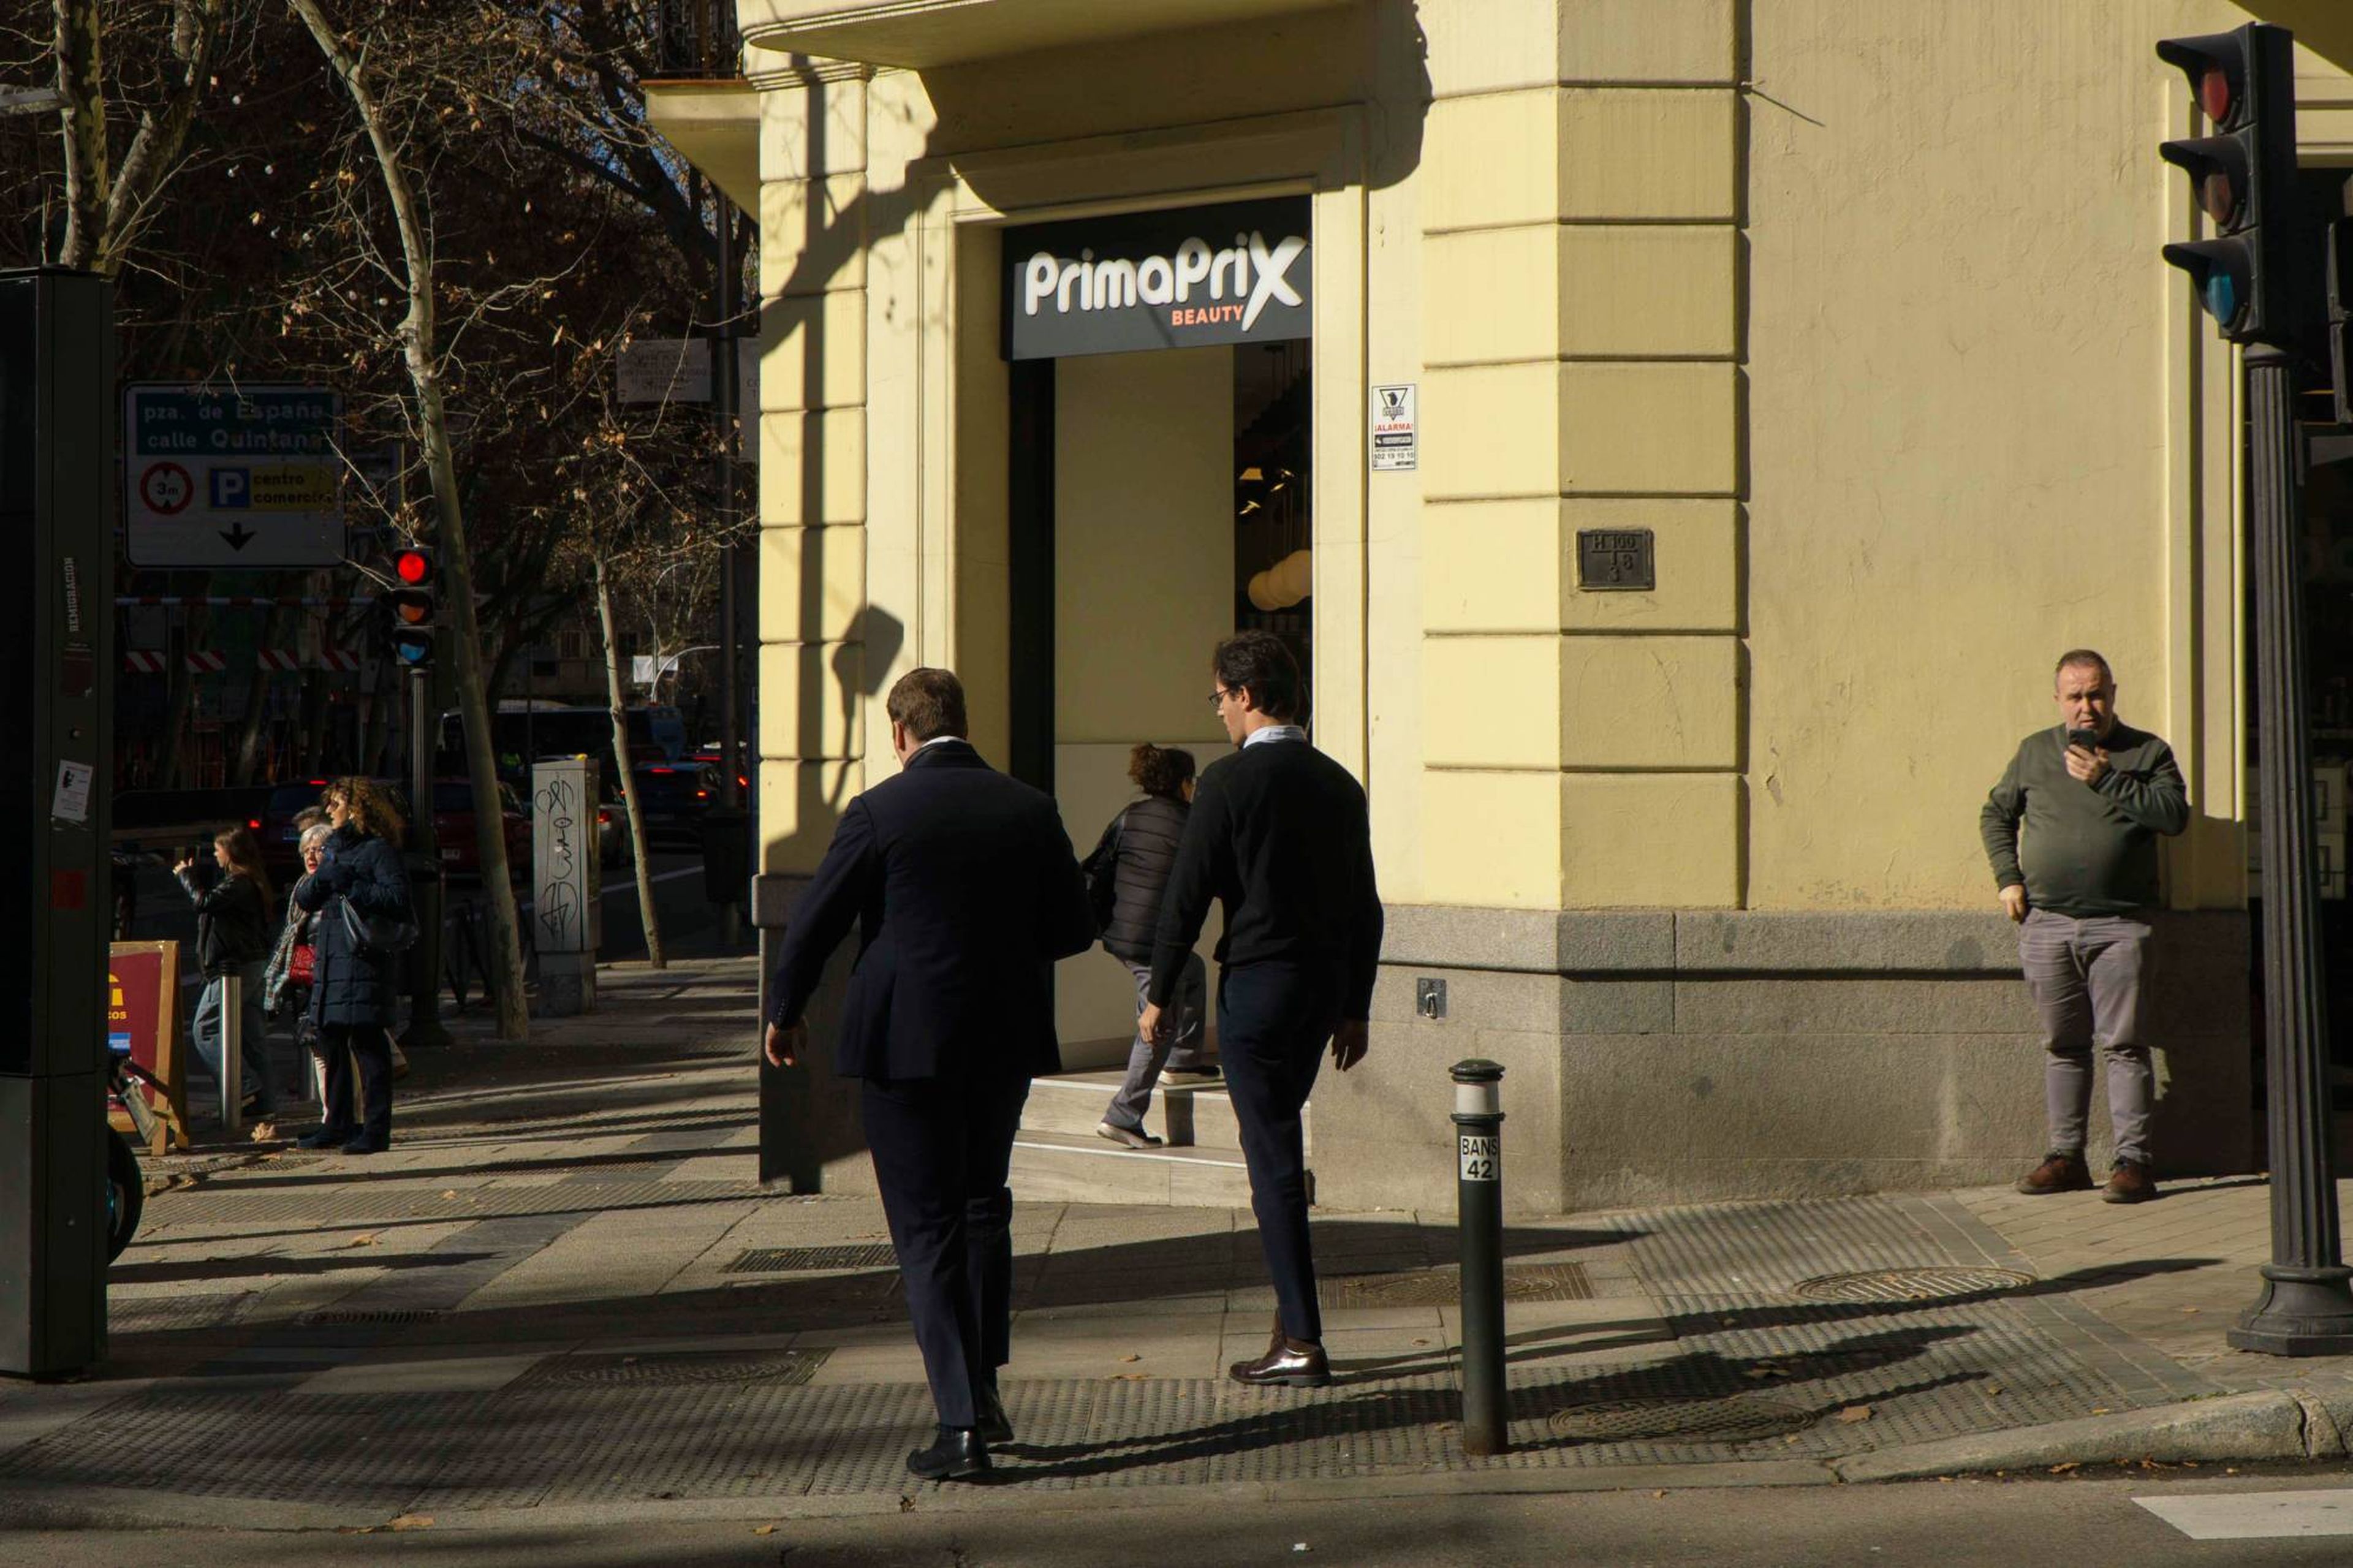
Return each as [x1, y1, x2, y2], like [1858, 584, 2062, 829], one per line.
[124, 384, 347, 567]
[617, 337, 757, 414]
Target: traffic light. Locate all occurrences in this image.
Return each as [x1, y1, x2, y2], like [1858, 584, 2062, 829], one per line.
[384, 545, 435, 668]
[2158, 23, 2303, 346]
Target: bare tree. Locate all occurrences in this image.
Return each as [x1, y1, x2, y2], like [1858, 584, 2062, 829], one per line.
[594, 554, 662, 967]
[52, 0, 229, 274]
[288, 0, 528, 1039]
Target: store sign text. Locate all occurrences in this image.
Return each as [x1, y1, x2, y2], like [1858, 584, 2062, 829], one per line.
[1004, 198, 1311, 360]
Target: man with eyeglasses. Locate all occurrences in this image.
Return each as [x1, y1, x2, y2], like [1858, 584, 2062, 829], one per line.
[1141, 631, 1383, 1389]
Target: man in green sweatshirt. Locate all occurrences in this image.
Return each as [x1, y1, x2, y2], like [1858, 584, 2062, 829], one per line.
[1980, 649, 2189, 1205]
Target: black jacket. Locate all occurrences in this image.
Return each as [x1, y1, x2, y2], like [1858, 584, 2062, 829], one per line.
[1086, 793, 1188, 964]
[1148, 737, 1384, 1019]
[765, 740, 1096, 1081]
[294, 827, 413, 1029]
[178, 868, 271, 978]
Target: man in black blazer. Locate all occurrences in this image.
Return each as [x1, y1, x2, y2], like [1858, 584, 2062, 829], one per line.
[763, 668, 1094, 1481]
[1141, 632, 1383, 1390]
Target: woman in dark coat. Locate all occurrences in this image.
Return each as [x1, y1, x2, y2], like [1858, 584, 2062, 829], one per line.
[294, 776, 414, 1153]
[175, 825, 278, 1117]
[1083, 743, 1211, 1149]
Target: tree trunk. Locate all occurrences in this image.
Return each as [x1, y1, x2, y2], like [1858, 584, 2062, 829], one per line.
[157, 601, 207, 790]
[595, 558, 663, 968]
[294, 0, 529, 1040]
[230, 599, 288, 785]
[53, 0, 109, 270]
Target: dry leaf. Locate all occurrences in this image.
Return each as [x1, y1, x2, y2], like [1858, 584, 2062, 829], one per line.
[1984, 1384, 2004, 1397]
[752, 1526, 776, 1537]
[2048, 1462, 2078, 1474]
[2181, 1307, 2200, 1314]
[1837, 1406, 1873, 1424]
[2090, 1407, 2111, 1415]
[1411, 1338, 1430, 1347]
[1115, 1372, 1148, 1381]
[1783, 1433, 1802, 1445]
[388, 1515, 434, 1531]
[1120, 1354, 1141, 1363]
[1650, 1490, 1666, 1499]
[441, 1191, 457, 1200]
[348, 1232, 377, 1248]
[249, 1121, 277, 1142]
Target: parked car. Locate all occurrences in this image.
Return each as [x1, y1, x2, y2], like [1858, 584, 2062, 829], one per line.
[425, 779, 531, 883]
[257, 779, 335, 881]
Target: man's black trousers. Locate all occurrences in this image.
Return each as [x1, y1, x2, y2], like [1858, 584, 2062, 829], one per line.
[1219, 962, 1343, 1343]
[862, 1070, 1030, 1428]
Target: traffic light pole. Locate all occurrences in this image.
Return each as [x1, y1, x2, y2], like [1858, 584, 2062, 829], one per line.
[403, 664, 449, 1050]
[2231, 343, 2353, 1355]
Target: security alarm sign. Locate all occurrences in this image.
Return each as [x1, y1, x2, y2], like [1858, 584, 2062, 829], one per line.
[1371, 384, 1417, 471]
[1004, 198, 1311, 360]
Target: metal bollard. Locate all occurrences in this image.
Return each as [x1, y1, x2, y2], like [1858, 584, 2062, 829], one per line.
[219, 971, 244, 1135]
[1452, 1058, 1507, 1455]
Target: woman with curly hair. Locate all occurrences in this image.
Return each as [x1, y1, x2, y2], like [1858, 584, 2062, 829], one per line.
[293, 777, 414, 1153]
[1081, 742, 1213, 1149]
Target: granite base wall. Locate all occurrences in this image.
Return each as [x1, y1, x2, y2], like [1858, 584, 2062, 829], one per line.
[1316, 907, 2255, 1215]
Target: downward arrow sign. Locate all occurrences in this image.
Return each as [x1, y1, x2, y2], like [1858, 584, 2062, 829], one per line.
[219, 523, 256, 550]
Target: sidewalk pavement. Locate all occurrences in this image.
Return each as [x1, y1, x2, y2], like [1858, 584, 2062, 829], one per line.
[6, 956, 2353, 1532]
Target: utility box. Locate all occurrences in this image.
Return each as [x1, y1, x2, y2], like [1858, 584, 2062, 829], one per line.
[531, 756, 600, 1015]
[0, 269, 115, 1377]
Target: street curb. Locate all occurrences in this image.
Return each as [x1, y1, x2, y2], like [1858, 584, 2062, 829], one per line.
[1830, 1391, 2339, 1483]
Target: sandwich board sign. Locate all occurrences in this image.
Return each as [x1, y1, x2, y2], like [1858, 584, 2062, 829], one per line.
[124, 384, 347, 567]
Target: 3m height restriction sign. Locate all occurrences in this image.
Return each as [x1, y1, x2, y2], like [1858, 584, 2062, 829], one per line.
[124, 384, 347, 567]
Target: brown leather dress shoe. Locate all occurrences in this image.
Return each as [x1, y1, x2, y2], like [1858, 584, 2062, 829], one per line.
[2014, 1151, 2093, 1196]
[2102, 1159, 2158, 1204]
[1230, 1330, 1331, 1388]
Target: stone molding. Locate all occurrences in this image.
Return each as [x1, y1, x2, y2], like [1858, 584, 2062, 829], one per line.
[1379, 904, 2248, 977]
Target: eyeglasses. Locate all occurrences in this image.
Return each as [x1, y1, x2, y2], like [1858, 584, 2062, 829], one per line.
[1208, 687, 1236, 710]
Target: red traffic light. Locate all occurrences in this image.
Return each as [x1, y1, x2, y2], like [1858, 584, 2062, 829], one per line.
[394, 547, 433, 585]
[2157, 32, 2252, 132]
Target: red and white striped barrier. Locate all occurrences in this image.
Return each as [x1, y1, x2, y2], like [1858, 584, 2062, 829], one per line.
[124, 651, 168, 673]
[186, 651, 226, 674]
[123, 647, 363, 673]
[318, 650, 361, 671]
[258, 650, 300, 670]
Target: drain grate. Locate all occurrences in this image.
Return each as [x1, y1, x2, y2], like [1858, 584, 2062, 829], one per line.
[1547, 1395, 1814, 1444]
[726, 1244, 897, 1274]
[1789, 1267, 2034, 1304]
[1333, 1262, 1592, 1307]
[520, 1347, 830, 1388]
[298, 1308, 447, 1326]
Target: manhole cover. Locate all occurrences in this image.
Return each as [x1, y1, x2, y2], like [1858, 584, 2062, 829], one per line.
[522, 1348, 830, 1388]
[1335, 1262, 1591, 1307]
[1789, 1267, 2034, 1303]
[727, 1244, 898, 1273]
[298, 1308, 447, 1325]
[1547, 1395, 1813, 1444]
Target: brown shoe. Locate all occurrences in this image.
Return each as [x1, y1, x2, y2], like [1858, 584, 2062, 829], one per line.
[2015, 1152, 2094, 1196]
[1229, 1328, 1331, 1389]
[2102, 1159, 2158, 1204]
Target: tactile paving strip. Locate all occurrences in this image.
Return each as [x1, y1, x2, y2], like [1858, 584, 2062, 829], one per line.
[144, 1178, 804, 1226]
[1791, 1267, 2036, 1304]
[1333, 1262, 1592, 1307]
[725, 1244, 898, 1273]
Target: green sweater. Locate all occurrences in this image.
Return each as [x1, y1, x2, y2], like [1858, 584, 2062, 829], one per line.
[1979, 722, 2188, 917]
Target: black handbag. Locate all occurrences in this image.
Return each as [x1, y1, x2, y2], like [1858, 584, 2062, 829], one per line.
[338, 895, 420, 955]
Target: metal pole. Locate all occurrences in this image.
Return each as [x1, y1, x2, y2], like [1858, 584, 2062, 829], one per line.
[219, 971, 244, 1135]
[404, 665, 449, 1049]
[1451, 1059, 1509, 1453]
[714, 187, 746, 950]
[2231, 344, 2353, 1354]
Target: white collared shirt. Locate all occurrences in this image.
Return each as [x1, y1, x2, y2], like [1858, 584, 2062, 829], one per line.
[914, 734, 966, 754]
[1243, 725, 1308, 749]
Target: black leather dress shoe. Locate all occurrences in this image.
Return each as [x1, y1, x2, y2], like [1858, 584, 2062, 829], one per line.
[906, 1425, 990, 1482]
[976, 1384, 1014, 1444]
[297, 1127, 352, 1151]
[1229, 1333, 1332, 1388]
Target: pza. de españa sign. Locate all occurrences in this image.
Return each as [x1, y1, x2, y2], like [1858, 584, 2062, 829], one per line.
[1003, 197, 1311, 361]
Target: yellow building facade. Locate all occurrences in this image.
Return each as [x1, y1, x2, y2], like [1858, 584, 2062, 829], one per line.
[653, 1, 2353, 1211]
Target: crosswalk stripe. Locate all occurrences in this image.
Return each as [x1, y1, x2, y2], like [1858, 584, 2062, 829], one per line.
[2135, 1489, 2353, 1539]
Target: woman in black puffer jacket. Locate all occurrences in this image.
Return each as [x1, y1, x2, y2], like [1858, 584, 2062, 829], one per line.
[293, 777, 414, 1154]
[1083, 743, 1211, 1149]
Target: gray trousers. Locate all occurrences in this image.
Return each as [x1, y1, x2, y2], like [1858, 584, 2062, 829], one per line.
[1104, 953, 1208, 1132]
[2017, 908, 2153, 1167]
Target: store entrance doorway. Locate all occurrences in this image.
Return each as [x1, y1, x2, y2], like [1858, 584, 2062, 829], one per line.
[1005, 340, 1313, 1062]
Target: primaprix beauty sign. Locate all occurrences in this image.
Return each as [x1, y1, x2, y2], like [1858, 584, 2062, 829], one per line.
[1002, 198, 1311, 361]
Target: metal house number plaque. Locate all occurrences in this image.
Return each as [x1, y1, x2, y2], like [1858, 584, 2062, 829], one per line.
[1576, 529, 1654, 591]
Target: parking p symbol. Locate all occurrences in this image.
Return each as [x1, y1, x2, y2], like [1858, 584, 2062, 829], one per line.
[210, 468, 250, 509]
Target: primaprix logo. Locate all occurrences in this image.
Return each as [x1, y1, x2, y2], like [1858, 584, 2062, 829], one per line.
[1022, 228, 1308, 331]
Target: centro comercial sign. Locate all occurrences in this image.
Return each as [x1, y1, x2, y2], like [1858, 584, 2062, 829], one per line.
[1002, 197, 1311, 361]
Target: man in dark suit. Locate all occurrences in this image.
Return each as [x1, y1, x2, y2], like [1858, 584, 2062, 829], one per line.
[763, 668, 1094, 1482]
[1140, 631, 1384, 1390]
